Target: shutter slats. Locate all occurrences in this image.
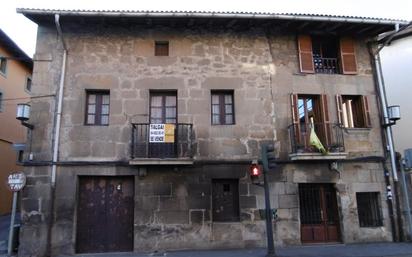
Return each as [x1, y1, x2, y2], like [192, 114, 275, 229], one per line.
[298, 35, 315, 73]
[320, 94, 331, 146]
[362, 95, 372, 128]
[291, 93, 301, 145]
[336, 94, 343, 125]
[340, 37, 358, 74]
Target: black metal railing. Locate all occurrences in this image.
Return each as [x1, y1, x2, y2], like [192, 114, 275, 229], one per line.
[314, 56, 339, 74]
[131, 123, 193, 159]
[288, 122, 344, 154]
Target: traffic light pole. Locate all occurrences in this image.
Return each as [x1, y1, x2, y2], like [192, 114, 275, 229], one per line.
[263, 167, 276, 256]
[261, 144, 276, 257]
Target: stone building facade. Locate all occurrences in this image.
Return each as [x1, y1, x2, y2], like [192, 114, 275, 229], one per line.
[17, 9, 403, 256]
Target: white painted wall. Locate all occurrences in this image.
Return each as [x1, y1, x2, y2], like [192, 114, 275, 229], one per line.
[381, 36, 412, 155]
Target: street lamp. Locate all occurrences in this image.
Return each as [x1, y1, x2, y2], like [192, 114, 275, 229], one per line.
[16, 103, 34, 129]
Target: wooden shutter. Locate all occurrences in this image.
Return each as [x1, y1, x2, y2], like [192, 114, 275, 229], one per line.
[290, 94, 301, 145]
[340, 37, 357, 74]
[361, 96, 371, 127]
[336, 95, 343, 125]
[320, 94, 331, 146]
[298, 35, 315, 73]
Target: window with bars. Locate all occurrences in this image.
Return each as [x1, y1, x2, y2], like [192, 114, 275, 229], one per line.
[211, 91, 235, 125]
[85, 91, 110, 126]
[356, 192, 383, 227]
[155, 41, 169, 56]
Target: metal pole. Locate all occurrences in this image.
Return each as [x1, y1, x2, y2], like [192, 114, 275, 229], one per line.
[263, 168, 276, 256]
[400, 159, 412, 239]
[7, 192, 18, 256]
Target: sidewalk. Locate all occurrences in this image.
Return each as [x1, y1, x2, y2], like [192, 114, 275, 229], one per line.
[51, 242, 412, 257]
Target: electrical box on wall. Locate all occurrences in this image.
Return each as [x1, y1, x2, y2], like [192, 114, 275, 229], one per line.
[404, 149, 412, 169]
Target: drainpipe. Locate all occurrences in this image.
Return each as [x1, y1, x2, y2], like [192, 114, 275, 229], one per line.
[372, 23, 406, 241]
[52, 14, 67, 186]
[47, 14, 67, 256]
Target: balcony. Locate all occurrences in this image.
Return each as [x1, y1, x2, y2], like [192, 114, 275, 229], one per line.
[130, 123, 193, 165]
[314, 56, 339, 74]
[288, 122, 346, 161]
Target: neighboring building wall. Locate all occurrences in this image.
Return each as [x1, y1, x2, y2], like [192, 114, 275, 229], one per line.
[19, 21, 391, 256]
[0, 44, 31, 215]
[381, 36, 412, 154]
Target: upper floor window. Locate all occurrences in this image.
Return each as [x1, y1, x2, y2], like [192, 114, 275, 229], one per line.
[150, 91, 177, 124]
[155, 41, 169, 56]
[0, 57, 7, 76]
[336, 95, 371, 128]
[298, 35, 357, 75]
[211, 90, 235, 125]
[85, 90, 110, 126]
[26, 77, 32, 92]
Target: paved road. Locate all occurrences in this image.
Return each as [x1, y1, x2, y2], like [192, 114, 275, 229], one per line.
[51, 243, 412, 257]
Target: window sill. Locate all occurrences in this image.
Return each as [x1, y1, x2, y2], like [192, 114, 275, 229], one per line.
[344, 127, 371, 134]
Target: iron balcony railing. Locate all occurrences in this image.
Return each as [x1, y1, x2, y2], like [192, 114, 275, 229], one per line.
[131, 123, 193, 159]
[288, 122, 345, 154]
[314, 57, 339, 74]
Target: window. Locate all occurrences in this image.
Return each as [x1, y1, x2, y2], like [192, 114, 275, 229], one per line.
[212, 179, 240, 222]
[298, 35, 357, 74]
[26, 77, 32, 92]
[17, 150, 24, 163]
[336, 95, 371, 128]
[150, 91, 177, 124]
[211, 91, 235, 125]
[356, 192, 383, 227]
[85, 91, 110, 125]
[155, 41, 169, 56]
[0, 57, 7, 75]
[0, 92, 3, 112]
[291, 94, 330, 149]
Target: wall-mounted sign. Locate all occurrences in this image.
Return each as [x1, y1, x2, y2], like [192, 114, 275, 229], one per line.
[149, 124, 175, 143]
[7, 171, 26, 192]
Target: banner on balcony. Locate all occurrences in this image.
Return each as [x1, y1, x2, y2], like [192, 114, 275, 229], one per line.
[149, 124, 175, 143]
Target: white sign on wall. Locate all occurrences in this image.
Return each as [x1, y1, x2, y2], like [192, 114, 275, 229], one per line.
[7, 171, 26, 192]
[149, 124, 175, 143]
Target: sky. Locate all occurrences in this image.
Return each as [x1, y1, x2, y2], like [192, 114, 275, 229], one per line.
[1, 0, 412, 56]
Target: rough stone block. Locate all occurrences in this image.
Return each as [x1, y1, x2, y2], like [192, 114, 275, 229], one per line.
[278, 194, 298, 209]
[188, 196, 210, 209]
[156, 210, 189, 224]
[240, 195, 257, 209]
[159, 196, 187, 210]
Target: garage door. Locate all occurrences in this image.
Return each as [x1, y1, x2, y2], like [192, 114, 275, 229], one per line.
[76, 176, 134, 253]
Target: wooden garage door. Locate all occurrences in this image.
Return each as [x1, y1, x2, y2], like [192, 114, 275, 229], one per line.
[76, 176, 134, 253]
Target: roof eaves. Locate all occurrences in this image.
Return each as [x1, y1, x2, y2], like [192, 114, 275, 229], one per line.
[0, 28, 33, 70]
[16, 8, 408, 26]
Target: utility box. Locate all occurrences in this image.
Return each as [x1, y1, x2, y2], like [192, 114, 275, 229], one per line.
[404, 149, 412, 169]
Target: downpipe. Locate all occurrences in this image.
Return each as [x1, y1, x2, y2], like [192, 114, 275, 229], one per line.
[47, 14, 67, 256]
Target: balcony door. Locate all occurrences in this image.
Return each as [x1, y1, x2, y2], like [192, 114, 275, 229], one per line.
[291, 94, 330, 151]
[149, 91, 177, 158]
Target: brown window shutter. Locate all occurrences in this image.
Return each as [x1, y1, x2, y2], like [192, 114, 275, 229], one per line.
[361, 96, 372, 127]
[340, 37, 358, 74]
[320, 94, 331, 146]
[298, 35, 315, 73]
[290, 93, 301, 145]
[336, 94, 343, 125]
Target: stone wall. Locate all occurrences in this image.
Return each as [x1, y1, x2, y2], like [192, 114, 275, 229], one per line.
[18, 21, 392, 257]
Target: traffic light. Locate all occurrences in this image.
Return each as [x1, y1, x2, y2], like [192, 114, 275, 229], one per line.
[250, 162, 261, 184]
[261, 143, 277, 172]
